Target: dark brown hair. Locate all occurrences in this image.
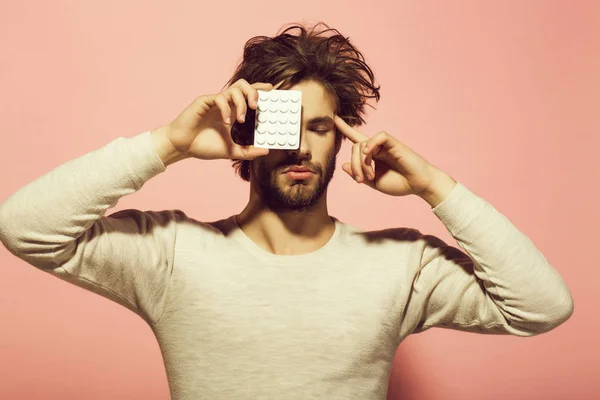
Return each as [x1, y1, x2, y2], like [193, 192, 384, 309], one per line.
[226, 22, 381, 181]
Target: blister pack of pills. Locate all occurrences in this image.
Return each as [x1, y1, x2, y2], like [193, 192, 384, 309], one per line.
[253, 89, 302, 150]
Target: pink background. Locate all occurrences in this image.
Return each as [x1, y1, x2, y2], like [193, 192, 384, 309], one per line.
[0, 1, 597, 399]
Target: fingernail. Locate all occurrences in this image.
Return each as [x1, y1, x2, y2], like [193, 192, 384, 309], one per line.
[240, 115, 245, 123]
[226, 117, 231, 124]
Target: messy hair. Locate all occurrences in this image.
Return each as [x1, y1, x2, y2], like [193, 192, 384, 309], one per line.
[225, 22, 381, 181]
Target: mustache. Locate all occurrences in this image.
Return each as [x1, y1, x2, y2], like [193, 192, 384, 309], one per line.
[275, 158, 321, 173]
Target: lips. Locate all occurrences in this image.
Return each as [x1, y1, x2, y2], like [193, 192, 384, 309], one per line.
[283, 165, 314, 173]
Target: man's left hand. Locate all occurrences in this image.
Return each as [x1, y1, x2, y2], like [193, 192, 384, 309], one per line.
[334, 115, 457, 206]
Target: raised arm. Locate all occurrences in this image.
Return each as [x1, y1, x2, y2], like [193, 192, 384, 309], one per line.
[399, 183, 574, 339]
[0, 79, 275, 324]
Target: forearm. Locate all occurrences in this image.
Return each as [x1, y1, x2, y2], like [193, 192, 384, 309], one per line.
[428, 182, 574, 334]
[150, 125, 188, 167]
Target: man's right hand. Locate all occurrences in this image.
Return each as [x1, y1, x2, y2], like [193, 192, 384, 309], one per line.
[151, 79, 274, 166]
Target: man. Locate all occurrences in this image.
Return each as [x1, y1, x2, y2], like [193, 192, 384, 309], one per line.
[0, 23, 573, 400]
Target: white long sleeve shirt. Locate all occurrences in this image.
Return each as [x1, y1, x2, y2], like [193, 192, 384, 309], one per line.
[0, 131, 573, 399]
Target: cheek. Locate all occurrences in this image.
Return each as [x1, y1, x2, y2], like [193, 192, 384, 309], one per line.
[254, 152, 285, 172]
[314, 148, 337, 171]
[316, 134, 337, 157]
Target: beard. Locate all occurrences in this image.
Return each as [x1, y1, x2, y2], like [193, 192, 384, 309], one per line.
[251, 152, 337, 213]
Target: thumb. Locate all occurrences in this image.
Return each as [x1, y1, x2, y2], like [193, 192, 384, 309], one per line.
[341, 162, 353, 177]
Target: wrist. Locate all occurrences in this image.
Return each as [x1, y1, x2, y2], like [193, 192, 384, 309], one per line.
[418, 170, 457, 208]
[150, 125, 188, 167]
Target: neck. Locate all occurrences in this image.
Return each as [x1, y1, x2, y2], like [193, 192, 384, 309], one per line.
[236, 188, 335, 256]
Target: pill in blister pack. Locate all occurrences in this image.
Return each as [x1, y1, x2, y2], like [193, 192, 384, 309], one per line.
[253, 89, 302, 150]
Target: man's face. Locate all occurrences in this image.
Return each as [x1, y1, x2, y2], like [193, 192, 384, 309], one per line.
[250, 80, 340, 212]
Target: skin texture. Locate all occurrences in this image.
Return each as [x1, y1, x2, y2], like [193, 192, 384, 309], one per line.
[151, 78, 457, 255]
[249, 80, 340, 213]
[235, 80, 342, 255]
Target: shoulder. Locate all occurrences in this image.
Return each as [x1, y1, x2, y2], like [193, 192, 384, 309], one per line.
[106, 209, 236, 238]
[336, 218, 426, 246]
[336, 219, 453, 252]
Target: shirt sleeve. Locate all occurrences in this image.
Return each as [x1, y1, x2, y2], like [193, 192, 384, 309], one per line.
[399, 182, 574, 339]
[0, 131, 180, 326]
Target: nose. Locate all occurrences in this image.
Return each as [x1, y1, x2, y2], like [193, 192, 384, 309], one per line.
[287, 126, 311, 160]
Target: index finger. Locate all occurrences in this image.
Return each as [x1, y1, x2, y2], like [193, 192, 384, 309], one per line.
[334, 115, 369, 143]
[236, 81, 274, 109]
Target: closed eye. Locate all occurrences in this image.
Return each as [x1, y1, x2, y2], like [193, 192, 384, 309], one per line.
[310, 126, 332, 135]
[306, 116, 335, 135]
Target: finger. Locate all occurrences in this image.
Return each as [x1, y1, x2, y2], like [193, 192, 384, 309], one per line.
[232, 79, 259, 110]
[334, 115, 369, 144]
[363, 131, 396, 154]
[341, 162, 353, 177]
[231, 78, 272, 91]
[364, 147, 379, 178]
[228, 87, 247, 123]
[342, 162, 376, 189]
[214, 93, 233, 125]
[360, 142, 376, 180]
[272, 80, 285, 90]
[231, 144, 270, 160]
[189, 93, 216, 115]
[232, 79, 273, 109]
[350, 142, 364, 183]
[363, 139, 381, 174]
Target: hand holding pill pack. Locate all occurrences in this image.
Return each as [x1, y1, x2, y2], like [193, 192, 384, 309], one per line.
[253, 89, 302, 150]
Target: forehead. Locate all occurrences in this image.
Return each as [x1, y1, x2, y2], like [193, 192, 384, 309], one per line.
[287, 80, 337, 117]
